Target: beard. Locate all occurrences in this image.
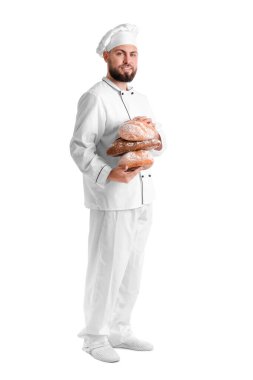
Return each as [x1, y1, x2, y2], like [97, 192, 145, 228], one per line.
[108, 62, 137, 82]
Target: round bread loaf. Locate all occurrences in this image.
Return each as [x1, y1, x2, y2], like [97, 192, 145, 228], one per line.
[118, 119, 157, 141]
[118, 150, 154, 170]
[106, 137, 161, 156]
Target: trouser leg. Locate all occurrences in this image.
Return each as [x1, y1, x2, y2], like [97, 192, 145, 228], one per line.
[108, 204, 153, 346]
[77, 207, 143, 344]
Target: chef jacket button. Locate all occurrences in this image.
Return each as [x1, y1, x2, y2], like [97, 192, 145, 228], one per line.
[141, 175, 144, 178]
[121, 92, 124, 95]
[148, 174, 151, 177]
[131, 92, 134, 94]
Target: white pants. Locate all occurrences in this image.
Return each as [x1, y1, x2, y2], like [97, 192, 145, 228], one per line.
[77, 204, 153, 348]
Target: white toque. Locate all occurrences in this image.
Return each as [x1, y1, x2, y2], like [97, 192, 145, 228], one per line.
[96, 23, 139, 57]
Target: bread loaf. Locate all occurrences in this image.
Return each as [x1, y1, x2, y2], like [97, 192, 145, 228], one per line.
[118, 119, 157, 141]
[118, 150, 154, 170]
[106, 137, 161, 157]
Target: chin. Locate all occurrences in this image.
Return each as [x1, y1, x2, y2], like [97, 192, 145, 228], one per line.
[124, 71, 137, 82]
[109, 67, 137, 82]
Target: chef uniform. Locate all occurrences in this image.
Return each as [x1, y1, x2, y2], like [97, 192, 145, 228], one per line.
[69, 23, 167, 357]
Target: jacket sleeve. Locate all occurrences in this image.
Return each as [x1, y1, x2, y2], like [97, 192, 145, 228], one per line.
[69, 91, 113, 187]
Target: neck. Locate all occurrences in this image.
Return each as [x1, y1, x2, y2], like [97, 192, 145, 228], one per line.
[106, 74, 128, 91]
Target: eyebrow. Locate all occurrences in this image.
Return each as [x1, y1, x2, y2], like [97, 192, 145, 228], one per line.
[114, 49, 138, 53]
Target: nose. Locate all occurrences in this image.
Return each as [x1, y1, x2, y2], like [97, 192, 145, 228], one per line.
[123, 54, 131, 64]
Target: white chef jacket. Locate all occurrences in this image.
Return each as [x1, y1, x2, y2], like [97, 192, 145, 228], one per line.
[69, 76, 167, 210]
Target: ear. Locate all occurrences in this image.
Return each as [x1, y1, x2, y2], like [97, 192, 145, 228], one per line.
[103, 51, 109, 62]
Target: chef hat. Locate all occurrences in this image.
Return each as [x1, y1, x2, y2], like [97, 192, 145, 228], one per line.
[96, 23, 139, 57]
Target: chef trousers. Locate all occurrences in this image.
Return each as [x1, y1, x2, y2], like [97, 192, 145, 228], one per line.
[77, 203, 153, 348]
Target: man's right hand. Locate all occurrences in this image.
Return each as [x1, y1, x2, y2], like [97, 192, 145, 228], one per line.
[107, 165, 143, 183]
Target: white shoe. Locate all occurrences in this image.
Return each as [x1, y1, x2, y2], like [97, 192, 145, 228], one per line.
[83, 343, 120, 363]
[109, 335, 154, 351]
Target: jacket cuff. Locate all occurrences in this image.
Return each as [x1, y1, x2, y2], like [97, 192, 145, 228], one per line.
[96, 164, 112, 186]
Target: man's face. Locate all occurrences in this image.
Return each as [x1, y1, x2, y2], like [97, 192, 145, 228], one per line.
[103, 44, 138, 82]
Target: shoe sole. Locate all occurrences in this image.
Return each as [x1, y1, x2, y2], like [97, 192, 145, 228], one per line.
[112, 344, 153, 351]
[90, 353, 120, 363]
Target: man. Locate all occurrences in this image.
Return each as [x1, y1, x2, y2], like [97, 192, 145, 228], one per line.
[69, 23, 167, 363]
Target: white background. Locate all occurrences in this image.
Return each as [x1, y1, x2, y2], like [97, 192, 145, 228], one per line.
[0, 0, 252, 378]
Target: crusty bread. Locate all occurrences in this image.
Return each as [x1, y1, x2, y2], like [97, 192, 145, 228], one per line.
[118, 150, 154, 170]
[118, 119, 157, 141]
[106, 137, 161, 156]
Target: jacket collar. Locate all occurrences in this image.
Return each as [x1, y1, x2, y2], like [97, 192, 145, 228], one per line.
[102, 76, 134, 94]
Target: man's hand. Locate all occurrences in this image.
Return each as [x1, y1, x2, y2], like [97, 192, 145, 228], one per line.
[132, 116, 153, 125]
[107, 165, 143, 183]
[154, 132, 162, 150]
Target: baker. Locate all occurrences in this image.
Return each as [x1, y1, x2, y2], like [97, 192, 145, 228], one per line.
[69, 23, 167, 363]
